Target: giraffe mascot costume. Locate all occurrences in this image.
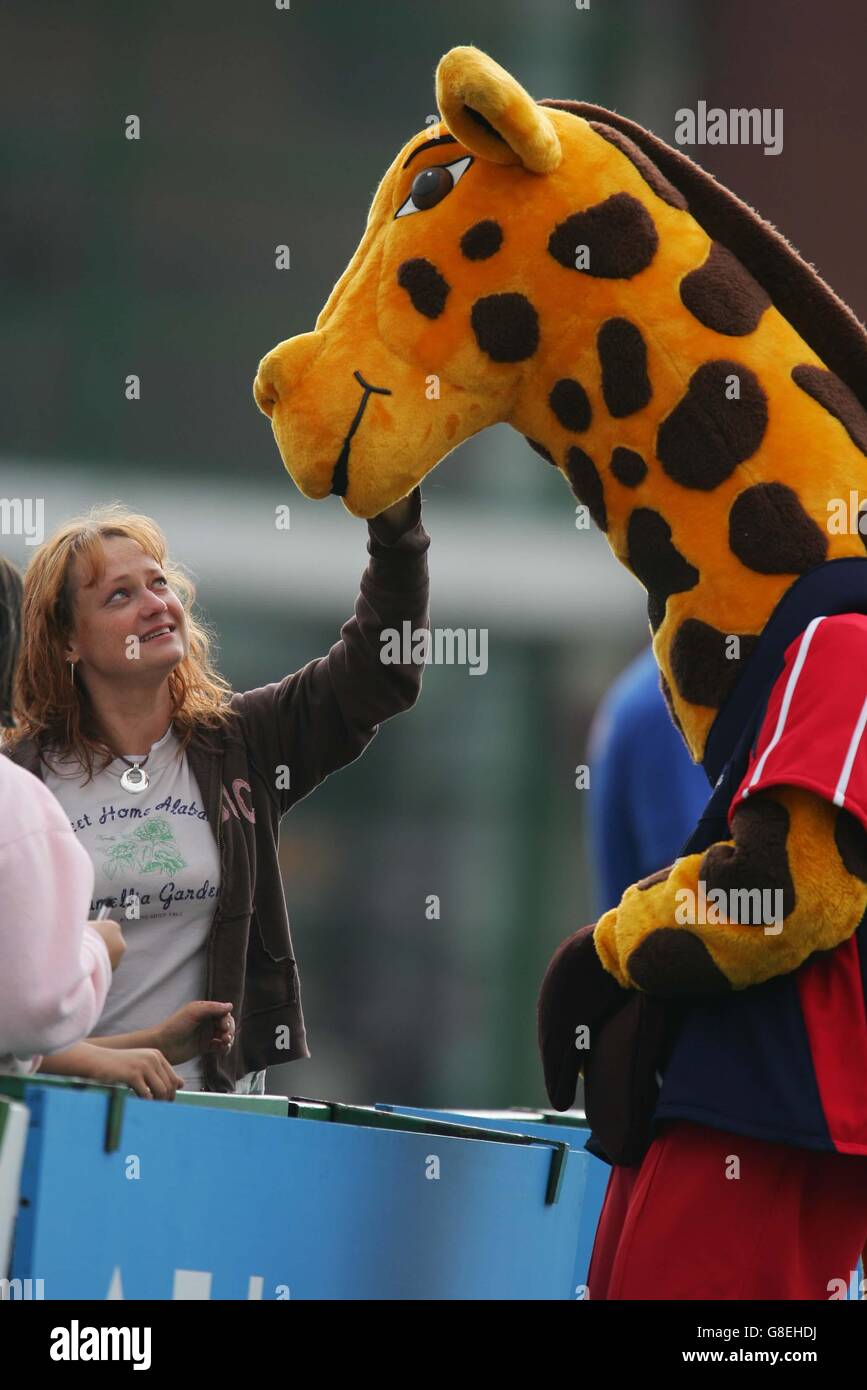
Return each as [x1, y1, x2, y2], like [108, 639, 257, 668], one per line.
[254, 47, 867, 1299]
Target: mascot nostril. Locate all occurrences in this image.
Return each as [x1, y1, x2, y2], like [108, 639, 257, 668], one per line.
[253, 369, 279, 418]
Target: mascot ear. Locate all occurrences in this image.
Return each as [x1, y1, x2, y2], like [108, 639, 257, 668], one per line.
[436, 46, 562, 174]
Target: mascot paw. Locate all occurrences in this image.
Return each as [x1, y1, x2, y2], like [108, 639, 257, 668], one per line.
[537, 923, 632, 1110]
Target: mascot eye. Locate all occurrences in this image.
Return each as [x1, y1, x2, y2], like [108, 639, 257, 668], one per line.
[395, 155, 473, 218]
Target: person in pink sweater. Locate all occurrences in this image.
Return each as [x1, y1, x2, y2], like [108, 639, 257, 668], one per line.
[0, 557, 123, 1074]
[0, 757, 117, 1073]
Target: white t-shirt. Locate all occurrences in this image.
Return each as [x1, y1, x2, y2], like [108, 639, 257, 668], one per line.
[44, 726, 219, 1090]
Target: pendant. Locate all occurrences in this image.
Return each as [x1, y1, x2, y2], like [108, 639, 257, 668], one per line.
[120, 764, 149, 793]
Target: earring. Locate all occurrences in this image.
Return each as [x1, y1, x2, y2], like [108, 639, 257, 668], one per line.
[68, 660, 76, 684]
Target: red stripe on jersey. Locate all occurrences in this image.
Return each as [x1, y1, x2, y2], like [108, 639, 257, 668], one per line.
[730, 613, 867, 831]
[797, 937, 867, 1154]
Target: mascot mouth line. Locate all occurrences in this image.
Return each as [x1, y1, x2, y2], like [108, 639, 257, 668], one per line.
[329, 370, 393, 497]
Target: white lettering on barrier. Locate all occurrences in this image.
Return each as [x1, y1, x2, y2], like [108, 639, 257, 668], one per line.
[105, 1265, 274, 1300]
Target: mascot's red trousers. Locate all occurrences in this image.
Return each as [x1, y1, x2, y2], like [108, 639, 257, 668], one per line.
[588, 1120, 867, 1300]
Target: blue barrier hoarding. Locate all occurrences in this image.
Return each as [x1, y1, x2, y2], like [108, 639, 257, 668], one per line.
[10, 1084, 587, 1299]
[376, 1104, 609, 1294]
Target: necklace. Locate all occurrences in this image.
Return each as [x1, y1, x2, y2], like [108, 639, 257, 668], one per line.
[119, 753, 150, 793]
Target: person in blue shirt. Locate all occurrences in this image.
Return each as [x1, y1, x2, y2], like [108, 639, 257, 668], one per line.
[588, 645, 710, 916]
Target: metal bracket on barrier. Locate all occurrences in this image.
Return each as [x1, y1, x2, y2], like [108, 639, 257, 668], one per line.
[543, 1141, 569, 1205]
[0, 1075, 128, 1154]
[103, 1087, 127, 1154]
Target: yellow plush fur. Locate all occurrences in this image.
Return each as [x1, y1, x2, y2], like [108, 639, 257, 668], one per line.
[254, 45, 867, 766]
[594, 788, 867, 990]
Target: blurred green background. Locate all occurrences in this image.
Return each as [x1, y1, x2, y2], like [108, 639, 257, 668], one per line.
[1, 0, 864, 1106]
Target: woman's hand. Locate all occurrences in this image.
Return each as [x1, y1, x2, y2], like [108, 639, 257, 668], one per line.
[152, 1001, 235, 1064]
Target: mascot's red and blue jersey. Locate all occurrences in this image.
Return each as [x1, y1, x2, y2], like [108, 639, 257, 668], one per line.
[657, 611, 867, 1154]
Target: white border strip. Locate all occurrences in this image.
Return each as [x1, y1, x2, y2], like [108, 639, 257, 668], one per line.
[833, 694, 867, 808]
[742, 615, 826, 799]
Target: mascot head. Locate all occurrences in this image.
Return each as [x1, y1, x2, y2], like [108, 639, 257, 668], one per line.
[255, 45, 867, 760]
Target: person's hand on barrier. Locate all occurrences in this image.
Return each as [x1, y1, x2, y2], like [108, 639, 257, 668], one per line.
[84, 1045, 185, 1100]
[537, 922, 633, 1110]
[90, 917, 126, 970]
[153, 1001, 235, 1064]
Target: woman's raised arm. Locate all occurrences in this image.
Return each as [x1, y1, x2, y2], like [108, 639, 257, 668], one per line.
[232, 487, 430, 814]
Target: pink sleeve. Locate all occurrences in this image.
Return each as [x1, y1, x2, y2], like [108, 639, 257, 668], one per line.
[0, 772, 111, 1061]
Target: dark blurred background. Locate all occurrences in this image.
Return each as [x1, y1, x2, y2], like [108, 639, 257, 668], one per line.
[1, 0, 865, 1106]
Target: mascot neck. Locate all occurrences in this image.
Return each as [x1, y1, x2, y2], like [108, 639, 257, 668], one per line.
[509, 267, 867, 761]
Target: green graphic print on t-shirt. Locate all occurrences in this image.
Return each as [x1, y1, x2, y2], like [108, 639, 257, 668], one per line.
[100, 815, 187, 880]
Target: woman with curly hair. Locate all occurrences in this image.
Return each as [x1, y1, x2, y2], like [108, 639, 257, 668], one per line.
[3, 491, 428, 1097]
